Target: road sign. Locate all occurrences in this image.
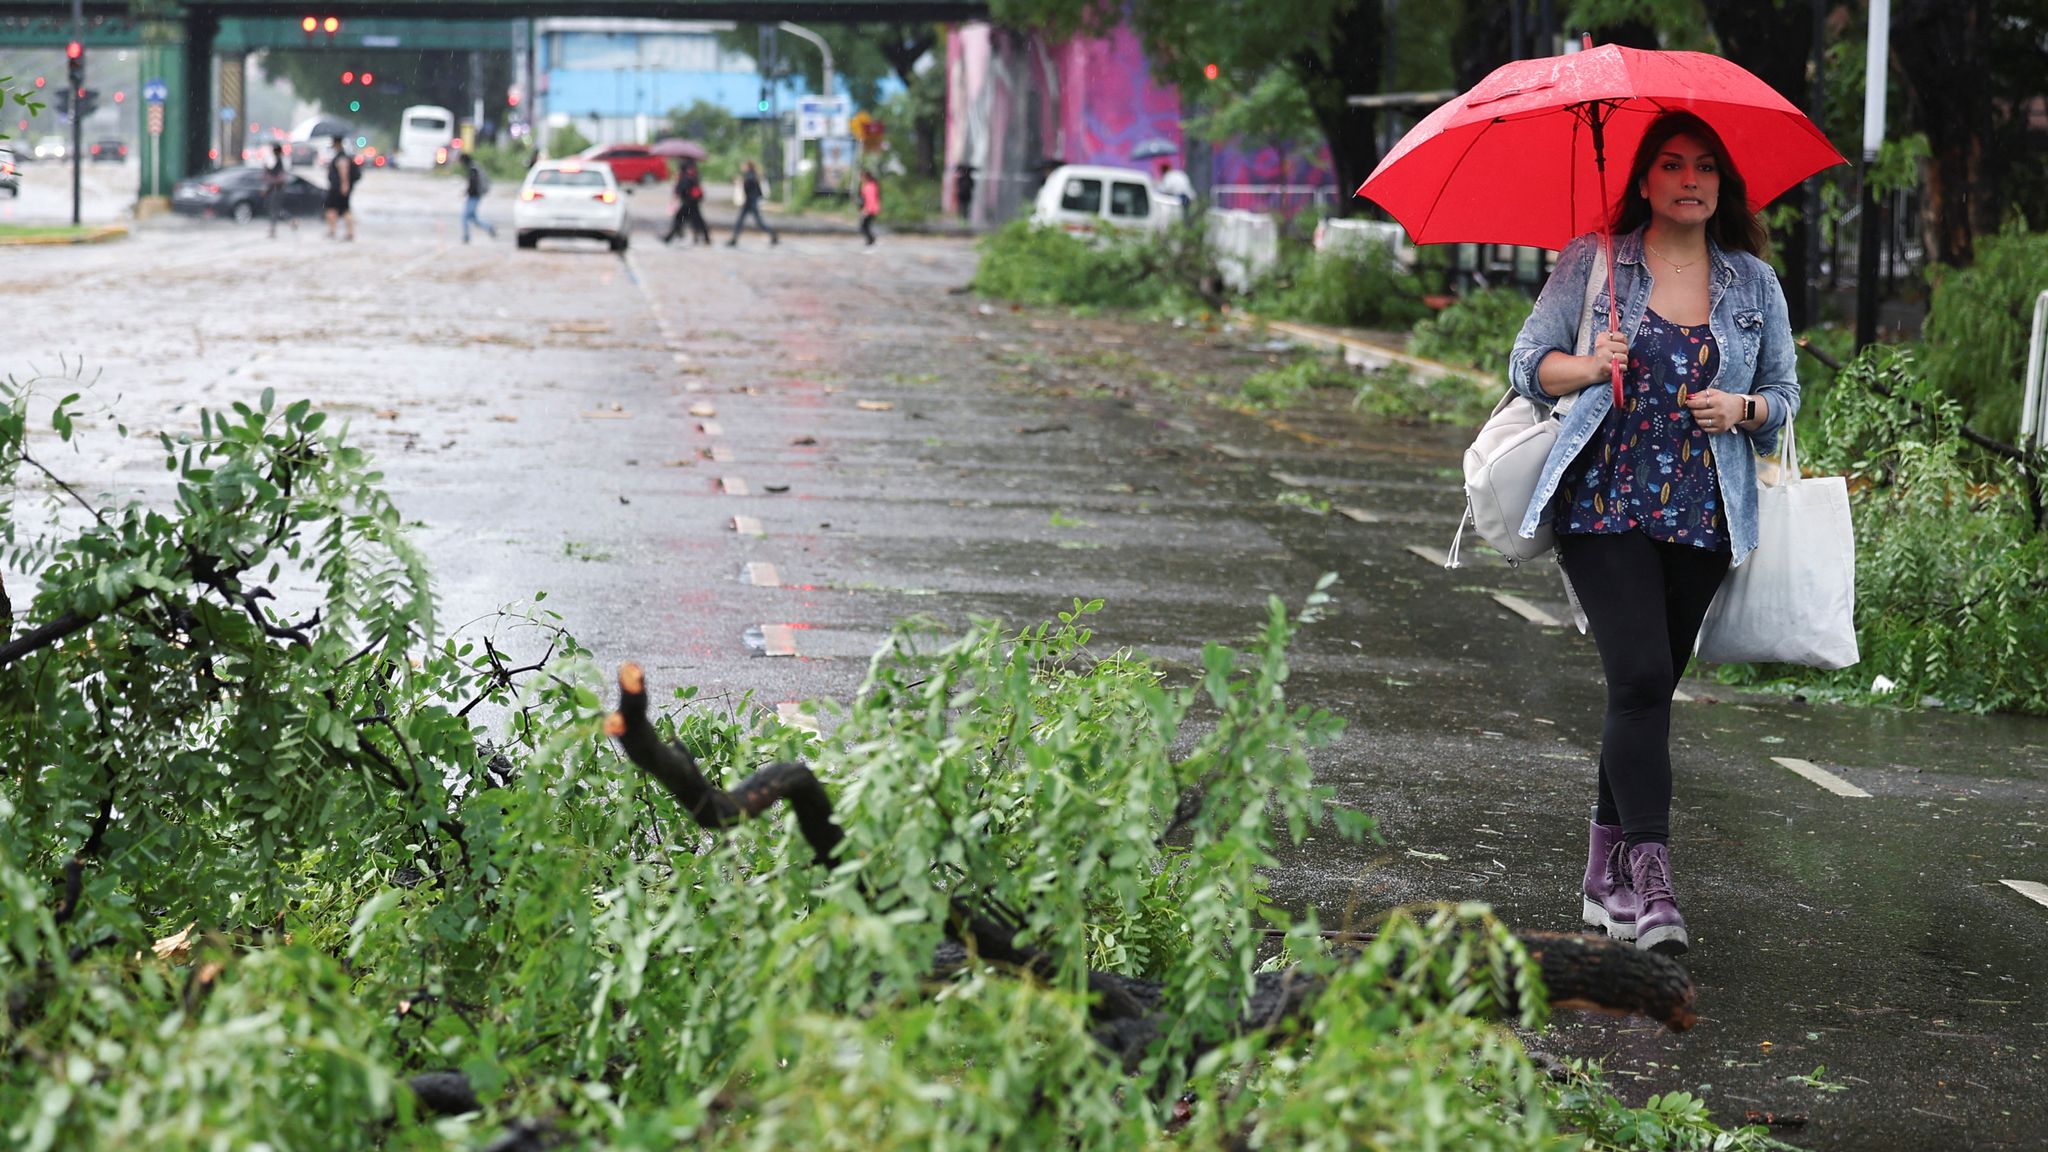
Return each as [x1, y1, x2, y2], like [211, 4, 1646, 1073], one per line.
[220, 107, 237, 123]
[795, 95, 850, 141]
[143, 79, 168, 105]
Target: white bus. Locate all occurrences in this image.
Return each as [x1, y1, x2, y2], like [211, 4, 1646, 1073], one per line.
[395, 105, 456, 170]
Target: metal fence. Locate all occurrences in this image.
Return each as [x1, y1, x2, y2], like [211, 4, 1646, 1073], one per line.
[1208, 183, 1339, 217]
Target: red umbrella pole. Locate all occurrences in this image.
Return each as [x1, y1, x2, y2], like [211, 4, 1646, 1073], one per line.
[1588, 99, 1625, 408]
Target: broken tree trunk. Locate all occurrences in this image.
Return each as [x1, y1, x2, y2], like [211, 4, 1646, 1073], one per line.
[604, 664, 1697, 1058]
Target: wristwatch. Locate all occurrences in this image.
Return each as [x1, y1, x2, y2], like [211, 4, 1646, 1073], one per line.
[1743, 396, 1757, 423]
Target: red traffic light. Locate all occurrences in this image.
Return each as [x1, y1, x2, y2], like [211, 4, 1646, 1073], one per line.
[360, 72, 373, 85]
[113, 90, 124, 103]
[342, 71, 354, 84]
[1203, 62, 1219, 81]
[66, 41, 82, 60]
[33, 76, 44, 89]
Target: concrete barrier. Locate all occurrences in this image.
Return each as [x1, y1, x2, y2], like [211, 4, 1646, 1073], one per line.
[1207, 209, 1279, 293]
[1313, 217, 1416, 268]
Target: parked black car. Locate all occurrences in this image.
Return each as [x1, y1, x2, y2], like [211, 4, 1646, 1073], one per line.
[89, 138, 127, 163]
[171, 166, 326, 223]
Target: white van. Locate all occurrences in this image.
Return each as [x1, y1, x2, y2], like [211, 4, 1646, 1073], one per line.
[396, 105, 456, 170]
[1030, 164, 1179, 235]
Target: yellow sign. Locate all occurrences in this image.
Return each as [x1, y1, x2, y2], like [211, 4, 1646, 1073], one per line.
[850, 111, 884, 152]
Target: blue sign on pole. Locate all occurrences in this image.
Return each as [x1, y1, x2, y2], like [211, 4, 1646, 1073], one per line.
[143, 79, 168, 104]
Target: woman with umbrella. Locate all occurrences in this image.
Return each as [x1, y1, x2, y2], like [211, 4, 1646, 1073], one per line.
[1361, 40, 1837, 959]
[1507, 110, 1803, 956]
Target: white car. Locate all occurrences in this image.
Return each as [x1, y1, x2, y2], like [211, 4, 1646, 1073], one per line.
[1029, 164, 1179, 236]
[33, 134, 68, 161]
[514, 160, 629, 252]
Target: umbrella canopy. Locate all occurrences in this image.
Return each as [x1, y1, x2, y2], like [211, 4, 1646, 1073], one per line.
[649, 138, 708, 160]
[1129, 137, 1179, 160]
[1356, 44, 1844, 251]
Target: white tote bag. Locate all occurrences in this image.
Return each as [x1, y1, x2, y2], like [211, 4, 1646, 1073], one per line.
[1695, 423, 1860, 668]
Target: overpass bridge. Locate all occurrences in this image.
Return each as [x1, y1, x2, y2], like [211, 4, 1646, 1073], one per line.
[0, 0, 985, 197]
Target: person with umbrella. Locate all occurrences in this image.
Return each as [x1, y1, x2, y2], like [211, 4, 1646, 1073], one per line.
[1360, 43, 1839, 958]
[664, 158, 710, 246]
[324, 135, 356, 242]
[1504, 109, 1803, 956]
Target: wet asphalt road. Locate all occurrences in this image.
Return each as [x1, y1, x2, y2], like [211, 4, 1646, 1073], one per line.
[10, 170, 2047, 1149]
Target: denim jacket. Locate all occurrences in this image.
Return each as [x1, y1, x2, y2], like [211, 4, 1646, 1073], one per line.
[1507, 227, 1800, 566]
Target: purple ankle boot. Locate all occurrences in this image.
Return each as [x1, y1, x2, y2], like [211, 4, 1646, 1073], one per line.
[1628, 842, 1689, 956]
[1581, 815, 1638, 941]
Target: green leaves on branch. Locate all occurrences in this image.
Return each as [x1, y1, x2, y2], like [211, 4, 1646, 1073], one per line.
[1714, 346, 2048, 713]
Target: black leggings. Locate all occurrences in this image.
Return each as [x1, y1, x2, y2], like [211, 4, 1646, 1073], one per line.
[1557, 530, 1730, 848]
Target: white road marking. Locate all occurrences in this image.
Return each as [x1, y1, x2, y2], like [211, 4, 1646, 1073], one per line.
[689, 402, 717, 418]
[742, 562, 781, 587]
[1770, 756, 1872, 798]
[2000, 880, 2048, 910]
[698, 420, 723, 436]
[756, 624, 797, 657]
[730, 515, 765, 536]
[1672, 688, 1695, 703]
[1405, 544, 1449, 566]
[720, 476, 749, 496]
[1491, 593, 1563, 627]
[1212, 443, 1252, 459]
[1270, 471, 1315, 487]
[1336, 505, 1382, 523]
[709, 444, 734, 462]
[775, 701, 819, 734]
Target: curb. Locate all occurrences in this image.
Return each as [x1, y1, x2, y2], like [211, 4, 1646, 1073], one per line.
[1245, 314, 1500, 390]
[0, 223, 130, 247]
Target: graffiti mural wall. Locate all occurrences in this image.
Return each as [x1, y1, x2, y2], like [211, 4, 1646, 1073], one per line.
[944, 21, 1335, 226]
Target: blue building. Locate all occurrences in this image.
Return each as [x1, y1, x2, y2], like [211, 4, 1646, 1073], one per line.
[535, 18, 814, 144]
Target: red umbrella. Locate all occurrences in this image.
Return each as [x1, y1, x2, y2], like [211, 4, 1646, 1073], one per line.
[650, 138, 708, 160]
[1358, 43, 1842, 249]
[1356, 41, 1844, 403]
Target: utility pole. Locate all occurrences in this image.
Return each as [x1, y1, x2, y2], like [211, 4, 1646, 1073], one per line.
[1855, 0, 1890, 349]
[1804, 0, 1825, 330]
[69, 0, 84, 226]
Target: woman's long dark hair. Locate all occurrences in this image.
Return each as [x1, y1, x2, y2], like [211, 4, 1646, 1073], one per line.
[1609, 110, 1769, 258]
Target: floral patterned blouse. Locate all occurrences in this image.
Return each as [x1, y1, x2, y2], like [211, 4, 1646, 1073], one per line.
[1554, 307, 1728, 551]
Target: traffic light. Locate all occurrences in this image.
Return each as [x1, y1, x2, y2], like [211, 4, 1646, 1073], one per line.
[52, 88, 71, 115]
[32, 76, 44, 89]
[66, 41, 84, 90]
[305, 16, 339, 42]
[348, 101, 360, 112]
[757, 86, 770, 114]
[342, 71, 354, 84]
[361, 71, 373, 86]
[1202, 62, 1220, 81]
[76, 89, 99, 119]
[113, 90, 124, 104]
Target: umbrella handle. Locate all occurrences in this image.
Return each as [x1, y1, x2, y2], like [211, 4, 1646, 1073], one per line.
[1601, 231, 1625, 406]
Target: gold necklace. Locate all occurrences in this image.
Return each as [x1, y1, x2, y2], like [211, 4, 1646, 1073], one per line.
[1645, 240, 1705, 274]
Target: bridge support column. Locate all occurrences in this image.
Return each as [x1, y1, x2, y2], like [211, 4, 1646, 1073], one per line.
[137, 15, 190, 200]
[182, 9, 217, 173]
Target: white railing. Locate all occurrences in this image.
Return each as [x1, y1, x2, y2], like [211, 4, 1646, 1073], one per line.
[2021, 289, 2048, 453]
[1209, 183, 1338, 216]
